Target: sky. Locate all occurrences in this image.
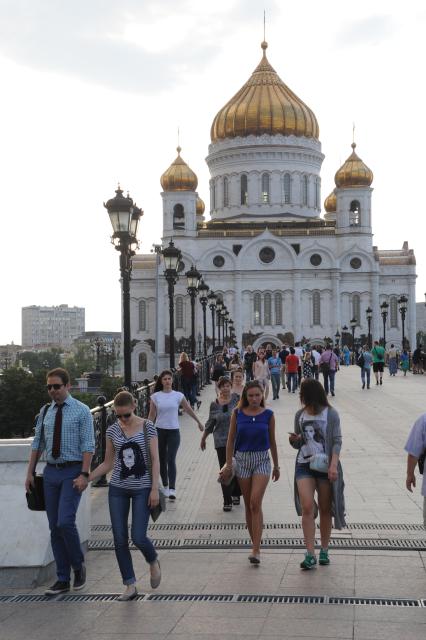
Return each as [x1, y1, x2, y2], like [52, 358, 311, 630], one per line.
[1, 0, 425, 345]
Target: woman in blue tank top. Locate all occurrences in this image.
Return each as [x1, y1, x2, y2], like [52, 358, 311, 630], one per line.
[221, 381, 280, 564]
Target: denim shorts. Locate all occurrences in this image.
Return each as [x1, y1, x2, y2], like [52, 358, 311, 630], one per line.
[295, 463, 328, 481]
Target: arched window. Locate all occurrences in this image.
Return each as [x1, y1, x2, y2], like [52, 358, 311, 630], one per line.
[350, 200, 361, 226]
[173, 204, 185, 230]
[352, 294, 361, 324]
[138, 300, 146, 331]
[175, 296, 184, 329]
[313, 291, 321, 325]
[240, 174, 248, 205]
[254, 293, 261, 325]
[315, 178, 320, 209]
[223, 177, 229, 207]
[390, 296, 398, 328]
[284, 173, 291, 204]
[264, 293, 272, 325]
[302, 175, 309, 206]
[261, 173, 270, 204]
[138, 352, 147, 372]
[274, 293, 282, 325]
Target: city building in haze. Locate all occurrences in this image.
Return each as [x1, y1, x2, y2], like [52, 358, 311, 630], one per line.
[22, 304, 85, 350]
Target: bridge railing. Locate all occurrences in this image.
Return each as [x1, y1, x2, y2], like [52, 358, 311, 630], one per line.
[90, 354, 214, 485]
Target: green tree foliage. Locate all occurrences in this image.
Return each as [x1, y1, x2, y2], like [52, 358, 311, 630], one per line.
[19, 349, 62, 374]
[100, 376, 125, 403]
[72, 392, 98, 409]
[63, 345, 96, 384]
[0, 368, 49, 438]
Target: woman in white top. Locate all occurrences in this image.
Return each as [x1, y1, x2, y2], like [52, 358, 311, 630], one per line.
[253, 348, 270, 401]
[148, 370, 203, 500]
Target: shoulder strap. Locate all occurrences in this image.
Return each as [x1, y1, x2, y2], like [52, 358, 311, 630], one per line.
[142, 420, 152, 481]
[34, 403, 50, 472]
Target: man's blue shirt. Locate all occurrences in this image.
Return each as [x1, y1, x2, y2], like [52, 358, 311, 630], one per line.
[32, 394, 95, 463]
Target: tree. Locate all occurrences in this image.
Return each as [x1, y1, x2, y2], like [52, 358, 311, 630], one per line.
[63, 344, 96, 383]
[19, 349, 62, 374]
[100, 376, 125, 403]
[0, 368, 48, 438]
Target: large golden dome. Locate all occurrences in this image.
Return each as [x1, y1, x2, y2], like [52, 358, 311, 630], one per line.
[334, 143, 373, 188]
[160, 147, 198, 191]
[210, 41, 319, 143]
[324, 190, 336, 213]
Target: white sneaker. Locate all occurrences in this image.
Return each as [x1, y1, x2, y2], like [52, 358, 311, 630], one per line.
[162, 487, 170, 498]
[169, 489, 176, 500]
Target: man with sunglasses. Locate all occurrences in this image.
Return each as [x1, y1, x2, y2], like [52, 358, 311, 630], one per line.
[25, 368, 95, 595]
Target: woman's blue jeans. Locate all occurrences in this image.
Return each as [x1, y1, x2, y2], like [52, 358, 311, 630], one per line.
[108, 485, 157, 585]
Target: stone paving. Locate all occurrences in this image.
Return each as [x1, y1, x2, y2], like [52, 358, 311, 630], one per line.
[1, 365, 426, 639]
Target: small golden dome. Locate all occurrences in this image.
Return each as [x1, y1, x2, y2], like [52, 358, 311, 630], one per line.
[324, 190, 336, 213]
[196, 196, 205, 216]
[334, 143, 373, 188]
[210, 41, 319, 142]
[160, 146, 198, 191]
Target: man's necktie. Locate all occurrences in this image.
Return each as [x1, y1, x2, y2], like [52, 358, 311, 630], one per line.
[52, 404, 63, 459]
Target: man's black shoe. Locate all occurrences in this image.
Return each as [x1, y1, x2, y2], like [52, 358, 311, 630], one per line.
[73, 564, 86, 590]
[45, 581, 70, 596]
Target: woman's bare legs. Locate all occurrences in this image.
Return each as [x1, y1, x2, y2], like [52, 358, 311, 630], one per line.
[238, 474, 269, 556]
[297, 478, 317, 555]
[317, 480, 332, 549]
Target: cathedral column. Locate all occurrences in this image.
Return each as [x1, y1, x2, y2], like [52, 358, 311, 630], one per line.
[331, 272, 341, 329]
[234, 272, 243, 347]
[292, 273, 301, 341]
[371, 273, 380, 341]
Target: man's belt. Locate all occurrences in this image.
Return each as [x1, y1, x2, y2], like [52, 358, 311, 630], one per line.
[46, 461, 82, 469]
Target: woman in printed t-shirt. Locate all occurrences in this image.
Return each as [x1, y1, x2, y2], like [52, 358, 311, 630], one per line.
[89, 391, 161, 601]
[289, 379, 345, 570]
[221, 381, 280, 564]
[148, 370, 203, 501]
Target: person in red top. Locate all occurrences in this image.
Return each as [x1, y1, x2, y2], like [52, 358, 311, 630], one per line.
[178, 353, 197, 408]
[285, 347, 299, 393]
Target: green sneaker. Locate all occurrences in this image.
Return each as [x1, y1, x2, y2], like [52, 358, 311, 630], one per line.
[300, 552, 317, 570]
[319, 548, 330, 565]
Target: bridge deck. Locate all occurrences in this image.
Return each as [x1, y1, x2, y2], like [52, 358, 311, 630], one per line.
[1, 366, 425, 638]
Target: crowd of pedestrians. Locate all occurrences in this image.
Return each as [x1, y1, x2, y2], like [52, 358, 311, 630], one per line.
[25, 344, 425, 599]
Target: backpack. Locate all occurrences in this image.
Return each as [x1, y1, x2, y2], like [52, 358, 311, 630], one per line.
[356, 353, 365, 368]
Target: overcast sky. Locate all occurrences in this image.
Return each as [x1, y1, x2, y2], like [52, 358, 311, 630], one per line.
[1, 0, 425, 345]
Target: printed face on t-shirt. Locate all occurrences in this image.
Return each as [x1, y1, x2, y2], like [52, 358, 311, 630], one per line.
[122, 447, 135, 469]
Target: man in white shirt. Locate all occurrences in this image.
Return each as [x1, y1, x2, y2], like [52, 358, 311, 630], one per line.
[294, 343, 305, 386]
[311, 347, 321, 381]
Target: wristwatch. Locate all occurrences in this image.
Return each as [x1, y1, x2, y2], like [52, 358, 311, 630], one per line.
[80, 471, 90, 478]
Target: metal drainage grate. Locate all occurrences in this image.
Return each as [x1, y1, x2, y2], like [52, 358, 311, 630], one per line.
[238, 595, 324, 604]
[92, 522, 425, 533]
[59, 594, 119, 603]
[88, 537, 426, 552]
[328, 597, 420, 607]
[11, 594, 52, 603]
[148, 594, 234, 602]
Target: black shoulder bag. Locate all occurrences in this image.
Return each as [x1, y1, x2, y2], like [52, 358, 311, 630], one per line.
[143, 421, 166, 522]
[26, 404, 50, 511]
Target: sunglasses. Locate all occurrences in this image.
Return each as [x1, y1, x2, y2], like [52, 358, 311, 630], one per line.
[116, 412, 132, 419]
[46, 384, 65, 390]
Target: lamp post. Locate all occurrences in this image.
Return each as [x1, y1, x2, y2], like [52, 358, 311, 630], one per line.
[186, 264, 201, 359]
[398, 295, 408, 350]
[366, 306, 373, 349]
[208, 290, 217, 352]
[228, 319, 234, 346]
[198, 279, 209, 356]
[224, 310, 230, 347]
[162, 240, 182, 368]
[341, 325, 348, 348]
[105, 186, 143, 389]
[380, 301, 389, 349]
[91, 337, 105, 372]
[216, 299, 224, 348]
[350, 317, 357, 364]
[334, 331, 341, 349]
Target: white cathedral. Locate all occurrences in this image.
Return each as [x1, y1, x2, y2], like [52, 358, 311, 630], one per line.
[129, 41, 416, 380]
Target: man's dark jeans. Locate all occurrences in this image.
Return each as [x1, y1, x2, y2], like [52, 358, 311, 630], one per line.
[157, 428, 180, 489]
[322, 369, 336, 394]
[287, 372, 298, 392]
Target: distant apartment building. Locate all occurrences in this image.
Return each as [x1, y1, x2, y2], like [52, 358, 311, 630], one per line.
[22, 305, 85, 350]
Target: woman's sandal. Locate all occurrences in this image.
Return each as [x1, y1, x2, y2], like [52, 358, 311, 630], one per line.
[223, 504, 232, 512]
[248, 554, 260, 565]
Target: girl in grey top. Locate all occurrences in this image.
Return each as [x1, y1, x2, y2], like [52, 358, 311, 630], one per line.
[289, 379, 346, 570]
[200, 376, 241, 511]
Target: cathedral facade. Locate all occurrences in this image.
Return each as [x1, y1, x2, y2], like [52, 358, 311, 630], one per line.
[129, 41, 416, 380]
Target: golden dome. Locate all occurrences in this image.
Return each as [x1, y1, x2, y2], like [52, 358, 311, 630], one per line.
[324, 190, 336, 213]
[210, 41, 319, 142]
[334, 143, 373, 188]
[196, 196, 205, 216]
[160, 146, 198, 191]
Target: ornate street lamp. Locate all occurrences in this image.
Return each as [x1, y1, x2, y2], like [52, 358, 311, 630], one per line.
[366, 306, 373, 349]
[207, 290, 217, 352]
[216, 298, 224, 348]
[105, 186, 143, 388]
[341, 325, 348, 347]
[91, 337, 105, 372]
[398, 295, 408, 350]
[162, 240, 182, 368]
[334, 331, 341, 348]
[186, 264, 202, 359]
[198, 279, 209, 356]
[224, 310, 230, 347]
[380, 301, 389, 348]
[350, 317, 357, 363]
